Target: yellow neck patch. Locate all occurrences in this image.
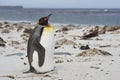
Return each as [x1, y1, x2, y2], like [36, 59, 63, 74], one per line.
[44, 24, 53, 32]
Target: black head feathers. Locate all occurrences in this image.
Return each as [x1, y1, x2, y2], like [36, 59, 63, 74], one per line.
[37, 13, 52, 26]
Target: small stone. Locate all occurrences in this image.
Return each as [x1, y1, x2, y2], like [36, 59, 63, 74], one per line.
[111, 60, 114, 61]
[20, 57, 24, 60]
[62, 27, 69, 31]
[106, 72, 109, 75]
[99, 63, 102, 65]
[24, 62, 27, 65]
[80, 45, 90, 50]
[90, 66, 100, 69]
[4, 21, 8, 24]
[55, 45, 61, 49]
[101, 69, 104, 71]
[95, 38, 103, 40]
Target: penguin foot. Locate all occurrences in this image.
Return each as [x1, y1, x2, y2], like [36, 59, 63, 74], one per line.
[36, 72, 48, 74]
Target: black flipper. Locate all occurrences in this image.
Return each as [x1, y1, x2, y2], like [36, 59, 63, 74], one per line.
[33, 37, 45, 67]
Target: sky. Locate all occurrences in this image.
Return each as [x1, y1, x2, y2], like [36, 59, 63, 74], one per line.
[0, 0, 120, 8]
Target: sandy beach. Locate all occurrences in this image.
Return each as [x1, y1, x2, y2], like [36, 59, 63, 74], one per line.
[0, 21, 120, 80]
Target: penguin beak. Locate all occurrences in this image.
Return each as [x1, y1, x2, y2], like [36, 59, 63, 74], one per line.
[48, 13, 52, 17]
[44, 13, 52, 21]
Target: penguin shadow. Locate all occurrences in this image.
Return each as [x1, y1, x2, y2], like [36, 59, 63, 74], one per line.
[54, 52, 72, 55]
[5, 52, 24, 57]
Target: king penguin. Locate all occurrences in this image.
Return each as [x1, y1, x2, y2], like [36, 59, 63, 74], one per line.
[25, 14, 54, 74]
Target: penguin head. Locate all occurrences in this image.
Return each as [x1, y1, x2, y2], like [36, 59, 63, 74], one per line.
[37, 13, 52, 26]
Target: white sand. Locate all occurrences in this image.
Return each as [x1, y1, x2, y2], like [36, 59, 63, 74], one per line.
[0, 22, 120, 80]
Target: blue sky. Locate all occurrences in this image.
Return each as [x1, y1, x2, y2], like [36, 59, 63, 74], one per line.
[0, 0, 120, 8]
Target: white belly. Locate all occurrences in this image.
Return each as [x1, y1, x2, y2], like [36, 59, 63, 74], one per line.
[32, 28, 54, 73]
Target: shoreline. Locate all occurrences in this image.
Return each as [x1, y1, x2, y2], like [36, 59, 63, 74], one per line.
[0, 20, 119, 27]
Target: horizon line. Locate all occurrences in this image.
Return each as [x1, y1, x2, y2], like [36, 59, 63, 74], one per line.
[0, 5, 120, 9]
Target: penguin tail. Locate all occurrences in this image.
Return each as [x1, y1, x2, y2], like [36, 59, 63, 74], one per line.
[23, 70, 31, 74]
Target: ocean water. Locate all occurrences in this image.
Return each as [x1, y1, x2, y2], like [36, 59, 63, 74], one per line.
[0, 8, 120, 25]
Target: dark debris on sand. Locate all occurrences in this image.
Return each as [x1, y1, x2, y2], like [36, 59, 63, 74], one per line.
[23, 28, 33, 34]
[0, 75, 15, 79]
[77, 48, 112, 57]
[0, 37, 6, 47]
